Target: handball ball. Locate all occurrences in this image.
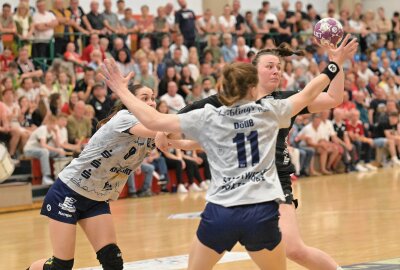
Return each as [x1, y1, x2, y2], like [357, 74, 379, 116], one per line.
[313, 18, 344, 47]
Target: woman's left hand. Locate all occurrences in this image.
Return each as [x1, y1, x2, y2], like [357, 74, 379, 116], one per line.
[98, 58, 134, 96]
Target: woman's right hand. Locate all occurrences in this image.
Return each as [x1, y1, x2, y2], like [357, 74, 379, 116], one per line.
[155, 132, 169, 152]
[325, 34, 359, 67]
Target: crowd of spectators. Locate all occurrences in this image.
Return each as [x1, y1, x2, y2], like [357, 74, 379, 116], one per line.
[1, 0, 400, 195]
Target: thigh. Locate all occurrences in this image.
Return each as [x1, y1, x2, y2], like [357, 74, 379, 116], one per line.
[49, 218, 77, 260]
[247, 241, 286, 270]
[279, 203, 305, 251]
[79, 214, 117, 252]
[188, 235, 224, 270]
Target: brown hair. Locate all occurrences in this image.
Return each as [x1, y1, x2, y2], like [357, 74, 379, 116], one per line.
[251, 42, 305, 67]
[218, 62, 258, 106]
[97, 84, 147, 129]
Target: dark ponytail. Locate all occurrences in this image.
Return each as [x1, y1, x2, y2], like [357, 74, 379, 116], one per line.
[96, 83, 146, 129]
[252, 42, 305, 66]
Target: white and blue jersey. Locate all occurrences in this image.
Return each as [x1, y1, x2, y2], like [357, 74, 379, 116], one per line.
[58, 110, 155, 201]
[178, 98, 292, 207]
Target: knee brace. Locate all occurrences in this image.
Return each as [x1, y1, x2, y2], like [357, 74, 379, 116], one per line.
[96, 244, 123, 270]
[42, 256, 74, 270]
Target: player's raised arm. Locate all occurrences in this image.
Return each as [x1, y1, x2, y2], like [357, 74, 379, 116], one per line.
[99, 59, 182, 134]
[288, 34, 358, 116]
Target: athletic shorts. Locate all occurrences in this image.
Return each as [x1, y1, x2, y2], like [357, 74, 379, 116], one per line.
[373, 138, 387, 148]
[197, 201, 281, 254]
[40, 179, 111, 225]
[280, 176, 298, 208]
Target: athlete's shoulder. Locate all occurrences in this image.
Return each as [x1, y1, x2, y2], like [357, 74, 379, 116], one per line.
[272, 90, 299, 99]
[179, 95, 221, 114]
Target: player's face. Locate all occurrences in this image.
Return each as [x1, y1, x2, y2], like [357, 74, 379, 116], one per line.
[257, 54, 282, 90]
[136, 87, 156, 108]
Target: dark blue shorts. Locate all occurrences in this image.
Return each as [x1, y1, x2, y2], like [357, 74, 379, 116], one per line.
[40, 179, 111, 225]
[197, 201, 281, 254]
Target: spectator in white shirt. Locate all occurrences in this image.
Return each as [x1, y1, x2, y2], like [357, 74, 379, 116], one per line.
[160, 81, 186, 114]
[201, 78, 217, 98]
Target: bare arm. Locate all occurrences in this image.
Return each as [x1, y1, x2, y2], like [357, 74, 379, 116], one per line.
[99, 59, 182, 134]
[168, 139, 202, 150]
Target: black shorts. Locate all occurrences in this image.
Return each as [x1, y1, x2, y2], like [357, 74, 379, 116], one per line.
[0, 132, 11, 143]
[280, 176, 298, 208]
[197, 201, 281, 254]
[40, 179, 111, 225]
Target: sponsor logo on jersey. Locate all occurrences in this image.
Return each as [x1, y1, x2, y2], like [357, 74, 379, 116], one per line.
[46, 204, 51, 212]
[58, 197, 77, 213]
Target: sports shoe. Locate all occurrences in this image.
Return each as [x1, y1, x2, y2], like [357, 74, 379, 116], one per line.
[364, 163, 378, 171]
[189, 183, 202, 192]
[177, 183, 188, 193]
[392, 157, 400, 166]
[355, 164, 368, 172]
[138, 189, 152, 197]
[42, 176, 54, 185]
[200, 181, 208, 191]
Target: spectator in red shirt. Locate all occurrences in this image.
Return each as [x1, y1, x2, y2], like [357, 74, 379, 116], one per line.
[81, 33, 105, 62]
[0, 47, 14, 72]
[338, 91, 356, 112]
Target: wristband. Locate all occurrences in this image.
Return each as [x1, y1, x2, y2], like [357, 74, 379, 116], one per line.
[321, 61, 340, 81]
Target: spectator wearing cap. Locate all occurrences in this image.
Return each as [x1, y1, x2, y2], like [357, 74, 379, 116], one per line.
[32, 0, 58, 59]
[88, 82, 114, 122]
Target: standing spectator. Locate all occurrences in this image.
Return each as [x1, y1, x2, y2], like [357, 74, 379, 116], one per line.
[232, 0, 245, 36]
[376, 7, 392, 37]
[0, 3, 17, 52]
[88, 83, 113, 122]
[137, 5, 154, 35]
[32, 0, 58, 59]
[51, 0, 75, 57]
[164, 3, 175, 30]
[116, 0, 125, 20]
[86, 0, 106, 35]
[160, 81, 185, 114]
[102, 0, 121, 36]
[119, 7, 138, 48]
[243, 11, 257, 35]
[175, 0, 196, 48]
[68, 0, 92, 46]
[196, 8, 217, 52]
[218, 4, 236, 34]
[255, 9, 270, 36]
[13, 2, 34, 48]
[153, 6, 169, 45]
[67, 100, 91, 144]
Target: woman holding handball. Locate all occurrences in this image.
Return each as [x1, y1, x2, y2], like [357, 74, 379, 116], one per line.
[159, 24, 357, 270]
[100, 28, 355, 270]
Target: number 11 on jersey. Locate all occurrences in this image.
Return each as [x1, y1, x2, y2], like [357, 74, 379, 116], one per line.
[232, 130, 260, 168]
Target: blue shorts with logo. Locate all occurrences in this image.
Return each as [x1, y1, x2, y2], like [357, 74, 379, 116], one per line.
[197, 201, 281, 254]
[40, 179, 111, 225]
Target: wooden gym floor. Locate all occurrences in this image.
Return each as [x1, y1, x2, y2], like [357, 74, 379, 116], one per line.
[1, 168, 400, 270]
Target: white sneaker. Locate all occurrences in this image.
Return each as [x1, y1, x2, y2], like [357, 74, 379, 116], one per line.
[152, 171, 160, 180]
[42, 176, 54, 185]
[189, 183, 203, 192]
[177, 183, 188, 193]
[355, 164, 368, 172]
[364, 163, 378, 171]
[200, 181, 208, 191]
[392, 158, 400, 166]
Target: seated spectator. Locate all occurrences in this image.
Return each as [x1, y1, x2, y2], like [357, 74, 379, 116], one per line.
[0, 47, 14, 72]
[338, 91, 356, 112]
[147, 149, 170, 191]
[64, 42, 87, 72]
[187, 51, 200, 81]
[158, 66, 179, 97]
[169, 34, 189, 64]
[49, 93, 62, 116]
[182, 150, 207, 191]
[178, 65, 194, 98]
[61, 92, 78, 115]
[87, 49, 103, 70]
[84, 104, 98, 136]
[221, 33, 237, 63]
[67, 100, 91, 144]
[233, 36, 250, 56]
[23, 115, 65, 185]
[160, 81, 185, 114]
[116, 49, 135, 77]
[18, 96, 37, 132]
[53, 71, 73, 105]
[134, 59, 157, 90]
[185, 83, 202, 105]
[16, 77, 40, 103]
[110, 37, 130, 61]
[74, 67, 95, 101]
[299, 114, 338, 175]
[250, 37, 264, 54]
[39, 71, 56, 101]
[133, 36, 153, 62]
[16, 47, 43, 80]
[196, 62, 216, 87]
[200, 78, 217, 99]
[204, 34, 223, 64]
[88, 83, 113, 122]
[56, 113, 82, 154]
[368, 87, 387, 125]
[81, 34, 105, 62]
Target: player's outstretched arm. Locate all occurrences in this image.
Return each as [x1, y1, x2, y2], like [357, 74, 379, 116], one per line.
[99, 59, 182, 134]
[288, 34, 358, 116]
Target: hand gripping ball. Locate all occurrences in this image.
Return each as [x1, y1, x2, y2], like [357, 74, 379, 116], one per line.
[313, 18, 344, 47]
